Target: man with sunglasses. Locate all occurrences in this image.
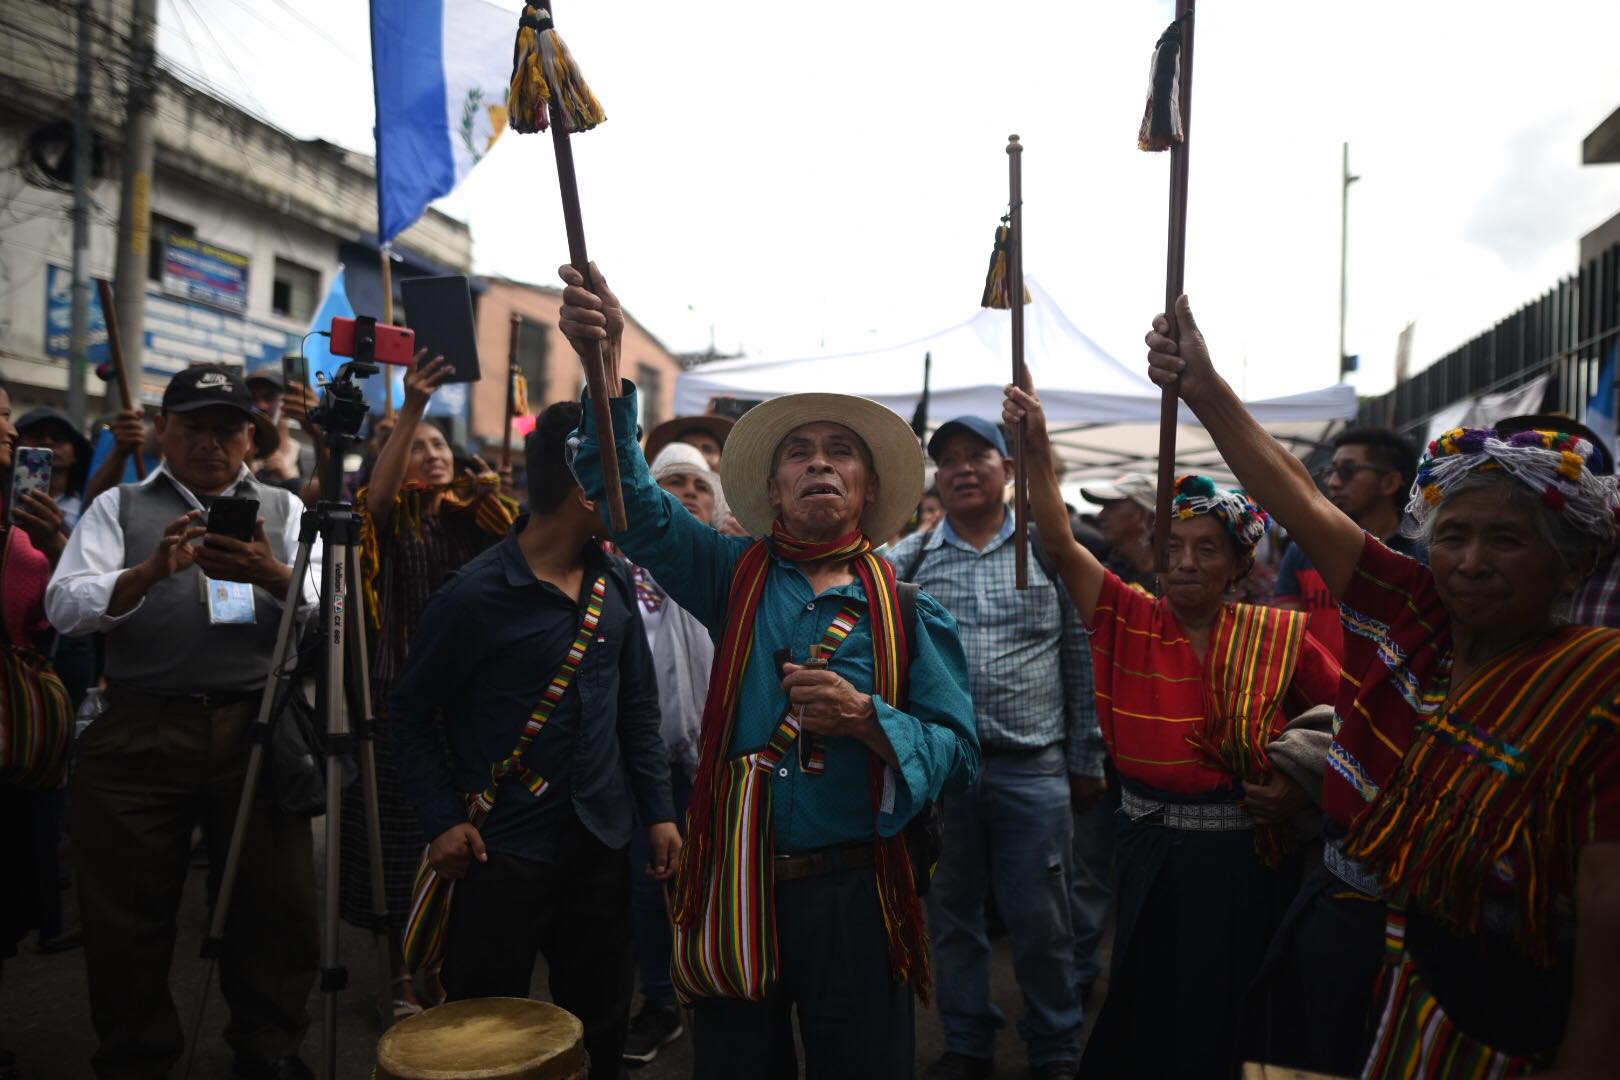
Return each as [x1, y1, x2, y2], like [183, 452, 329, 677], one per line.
[1273, 427, 1418, 659]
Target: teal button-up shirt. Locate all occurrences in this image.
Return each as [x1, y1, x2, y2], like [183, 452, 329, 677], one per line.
[571, 386, 979, 853]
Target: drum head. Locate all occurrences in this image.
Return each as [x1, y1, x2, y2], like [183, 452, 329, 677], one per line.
[377, 997, 588, 1080]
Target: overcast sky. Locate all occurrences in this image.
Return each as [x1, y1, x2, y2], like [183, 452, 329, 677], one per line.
[160, 0, 1620, 400]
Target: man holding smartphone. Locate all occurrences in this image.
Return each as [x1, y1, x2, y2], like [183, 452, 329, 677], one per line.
[46, 364, 320, 1080]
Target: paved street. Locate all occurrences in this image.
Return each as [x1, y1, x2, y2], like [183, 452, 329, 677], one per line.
[2, 820, 1107, 1078]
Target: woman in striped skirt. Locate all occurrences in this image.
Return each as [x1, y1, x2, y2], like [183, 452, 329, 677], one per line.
[339, 353, 516, 1024]
[1143, 296, 1620, 1078]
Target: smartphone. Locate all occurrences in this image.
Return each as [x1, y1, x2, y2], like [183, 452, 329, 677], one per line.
[282, 353, 302, 391]
[329, 316, 416, 366]
[9, 447, 52, 525]
[399, 275, 482, 383]
[206, 495, 259, 542]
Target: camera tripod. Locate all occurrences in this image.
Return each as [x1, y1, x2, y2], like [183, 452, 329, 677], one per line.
[184, 359, 393, 1080]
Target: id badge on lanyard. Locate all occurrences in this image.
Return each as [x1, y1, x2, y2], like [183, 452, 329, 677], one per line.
[201, 574, 256, 625]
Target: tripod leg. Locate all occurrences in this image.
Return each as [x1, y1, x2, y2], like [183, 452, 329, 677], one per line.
[184, 532, 317, 1080]
[318, 535, 353, 1080]
[345, 542, 396, 1019]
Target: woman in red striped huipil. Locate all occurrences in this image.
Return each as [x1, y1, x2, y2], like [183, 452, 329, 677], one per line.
[1003, 384, 1339, 1079]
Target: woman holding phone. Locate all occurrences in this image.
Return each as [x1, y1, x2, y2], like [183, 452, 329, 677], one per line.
[0, 381, 75, 1077]
[338, 352, 517, 1023]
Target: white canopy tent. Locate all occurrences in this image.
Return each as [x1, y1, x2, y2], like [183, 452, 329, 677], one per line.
[675, 279, 1360, 485]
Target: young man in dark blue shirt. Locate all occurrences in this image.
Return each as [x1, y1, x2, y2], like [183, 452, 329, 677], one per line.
[392, 402, 679, 1078]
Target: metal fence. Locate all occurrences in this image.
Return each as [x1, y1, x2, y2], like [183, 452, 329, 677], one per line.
[1358, 242, 1620, 438]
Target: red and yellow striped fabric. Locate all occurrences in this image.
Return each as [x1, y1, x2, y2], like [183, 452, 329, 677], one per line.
[0, 642, 71, 789]
[1361, 908, 1540, 1079]
[1346, 625, 1620, 965]
[1088, 572, 1338, 796]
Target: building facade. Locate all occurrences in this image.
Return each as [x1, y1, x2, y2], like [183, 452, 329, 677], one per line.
[0, 0, 470, 415]
[470, 276, 684, 454]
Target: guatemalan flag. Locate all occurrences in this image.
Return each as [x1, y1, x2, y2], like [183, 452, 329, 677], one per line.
[372, 0, 515, 245]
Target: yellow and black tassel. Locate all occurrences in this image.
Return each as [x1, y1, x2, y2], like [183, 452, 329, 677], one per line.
[979, 223, 1030, 309]
[512, 368, 530, 419]
[1137, 20, 1184, 152]
[506, 2, 606, 135]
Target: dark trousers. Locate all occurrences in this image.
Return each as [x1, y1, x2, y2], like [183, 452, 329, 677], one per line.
[1246, 864, 1386, 1076]
[628, 763, 692, 1006]
[73, 689, 317, 1080]
[692, 864, 915, 1080]
[443, 826, 633, 1080]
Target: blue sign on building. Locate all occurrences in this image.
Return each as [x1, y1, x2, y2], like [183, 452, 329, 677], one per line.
[45, 265, 109, 366]
[161, 234, 250, 313]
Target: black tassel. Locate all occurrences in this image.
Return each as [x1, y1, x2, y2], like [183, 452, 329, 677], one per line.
[1137, 21, 1183, 152]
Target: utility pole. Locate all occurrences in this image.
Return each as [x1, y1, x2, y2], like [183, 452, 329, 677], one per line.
[111, 0, 160, 398]
[66, 0, 95, 427]
[1338, 141, 1360, 379]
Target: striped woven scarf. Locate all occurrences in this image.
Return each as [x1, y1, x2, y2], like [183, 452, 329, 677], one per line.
[671, 521, 931, 1000]
[1189, 602, 1309, 864]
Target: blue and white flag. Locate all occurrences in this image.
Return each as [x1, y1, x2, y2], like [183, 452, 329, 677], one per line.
[303, 268, 359, 387]
[372, 0, 515, 245]
[1587, 343, 1618, 452]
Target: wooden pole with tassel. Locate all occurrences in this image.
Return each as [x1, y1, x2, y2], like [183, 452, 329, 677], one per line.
[505, 0, 627, 530]
[1139, 0, 1195, 571]
[980, 140, 1033, 588]
[96, 278, 147, 479]
[1007, 135, 1029, 590]
[379, 247, 396, 421]
[501, 314, 521, 476]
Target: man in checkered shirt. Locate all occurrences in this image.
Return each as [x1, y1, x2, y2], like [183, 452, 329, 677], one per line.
[887, 416, 1105, 1080]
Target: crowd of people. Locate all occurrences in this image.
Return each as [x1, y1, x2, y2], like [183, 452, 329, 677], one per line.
[0, 268, 1616, 1080]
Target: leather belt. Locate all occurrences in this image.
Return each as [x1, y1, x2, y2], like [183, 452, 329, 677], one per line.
[1120, 787, 1254, 832]
[109, 685, 261, 710]
[774, 843, 874, 882]
[1323, 837, 1382, 898]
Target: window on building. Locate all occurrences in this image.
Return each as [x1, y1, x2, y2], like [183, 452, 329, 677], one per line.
[272, 258, 321, 321]
[147, 214, 194, 282]
[515, 317, 548, 406]
[638, 363, 663, 431]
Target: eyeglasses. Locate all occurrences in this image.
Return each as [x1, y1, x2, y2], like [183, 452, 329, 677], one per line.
[1315, 462, 1391, 484]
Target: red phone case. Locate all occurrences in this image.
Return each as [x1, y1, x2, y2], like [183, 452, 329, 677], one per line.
[329, 317, 416, 366]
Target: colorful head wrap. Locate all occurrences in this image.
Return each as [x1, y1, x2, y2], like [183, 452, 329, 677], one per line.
[1408, 427, 1620, 543]
[1170, 474, 1271, 560]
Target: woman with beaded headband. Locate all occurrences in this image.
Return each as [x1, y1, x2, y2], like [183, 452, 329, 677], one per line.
[1145, 296, 1620, 1078]
[1002, 386, 1340, 1079]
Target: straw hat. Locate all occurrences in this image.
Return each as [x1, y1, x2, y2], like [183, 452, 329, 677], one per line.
[720, 393, 924, 540]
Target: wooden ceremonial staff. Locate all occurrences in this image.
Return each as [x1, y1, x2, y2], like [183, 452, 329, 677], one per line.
[1007, 135, 1030, 590]
[1145, 0, 1195, 571]
[96, 278, 148, 479]
[507, 0, 627, 529]
[501, 314, 521, 475]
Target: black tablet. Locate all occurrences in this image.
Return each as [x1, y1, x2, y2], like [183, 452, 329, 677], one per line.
[399, 275, 481, 383]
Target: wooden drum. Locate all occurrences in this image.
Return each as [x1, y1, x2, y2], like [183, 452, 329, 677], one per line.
[376, 998, 589, 1080]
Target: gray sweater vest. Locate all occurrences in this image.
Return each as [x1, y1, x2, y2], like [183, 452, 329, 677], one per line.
[106, 473, 298, 693]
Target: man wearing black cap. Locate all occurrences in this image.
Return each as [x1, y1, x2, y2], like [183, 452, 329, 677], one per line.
[46, 364, 319, 1080]
[887, 416, 1103, 1080]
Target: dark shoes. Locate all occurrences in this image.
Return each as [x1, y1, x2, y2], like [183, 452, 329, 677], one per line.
[232, 1055, 315, 1080]
[922, 1052, 995, 1080]
[622, 1000, 683, 1066]
[1029, 1061, 1078, 1080]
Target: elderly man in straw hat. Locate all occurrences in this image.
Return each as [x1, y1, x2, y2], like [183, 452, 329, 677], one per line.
[558, 264, 979, 1080]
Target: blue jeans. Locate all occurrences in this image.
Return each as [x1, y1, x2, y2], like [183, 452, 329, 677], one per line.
[629, 763, 693, 1006]
[929, 745, 1082, 1066]
[1069, 762, 1117, 995]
